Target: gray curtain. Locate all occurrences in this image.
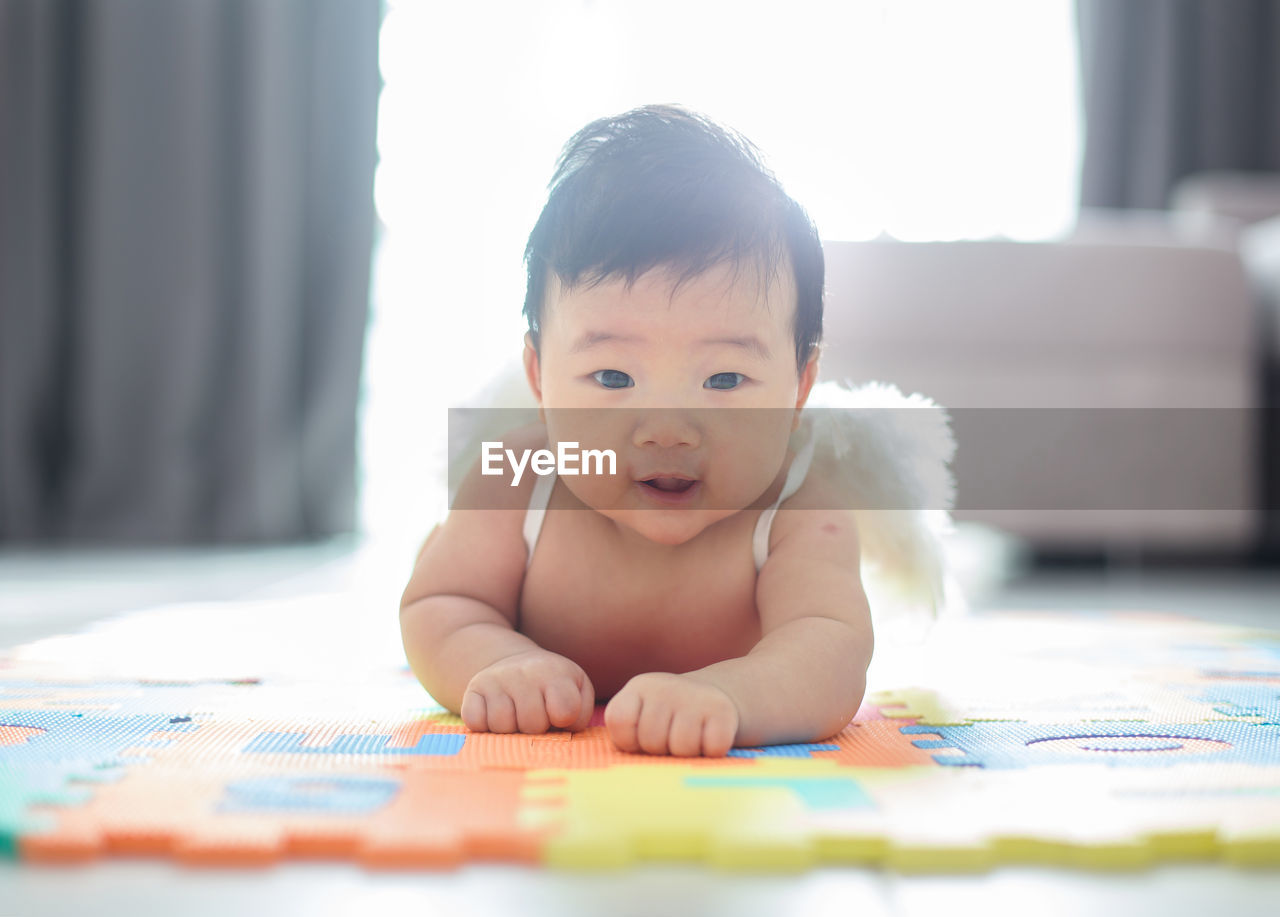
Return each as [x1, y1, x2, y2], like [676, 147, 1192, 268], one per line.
[0, 0, 380, 544]
[1077, 0, 1280, 209]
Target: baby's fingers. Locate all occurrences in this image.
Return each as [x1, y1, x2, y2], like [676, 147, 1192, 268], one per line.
[604, 690, 642, 752]
[570, 675, 596, 732]
[544, 678, 595, 732]
[543, 681, 579, 728]
[701, 715, 736, 758]
[460, 689, 488, 733]
[668, 710, 706, 758]
[467, 688, 518, 734]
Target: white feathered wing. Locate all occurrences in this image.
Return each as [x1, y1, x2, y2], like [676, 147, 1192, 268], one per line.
[795, 379, 959, 638]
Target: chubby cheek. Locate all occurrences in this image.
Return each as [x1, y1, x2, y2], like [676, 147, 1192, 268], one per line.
[714, 436, 791, 508]
[541, 425, 633, 512]
[544, 410, 629, 467]
[558, 469, 631, 512]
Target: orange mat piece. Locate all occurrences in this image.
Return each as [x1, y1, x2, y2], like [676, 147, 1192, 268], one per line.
[4, 608, 1280, 871]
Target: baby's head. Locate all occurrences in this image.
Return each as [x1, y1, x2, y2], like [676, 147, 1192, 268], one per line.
[523, 104, 823, 383]
[519, 105, 826, 543]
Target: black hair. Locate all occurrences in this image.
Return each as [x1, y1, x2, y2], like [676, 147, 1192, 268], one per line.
[522, 104, 824, 373]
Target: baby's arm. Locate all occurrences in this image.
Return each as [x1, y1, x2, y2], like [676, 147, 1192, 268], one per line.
[690, 508, 872, 746]
[400, 428, 595, 733]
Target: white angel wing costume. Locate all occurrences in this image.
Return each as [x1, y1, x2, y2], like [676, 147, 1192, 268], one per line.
[447, 363, 959, 638]
[795, 379, 959, 638]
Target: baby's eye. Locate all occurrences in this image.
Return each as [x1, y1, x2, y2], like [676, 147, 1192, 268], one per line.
[704, 372, 746, 391]
[592, 369, 634, 389]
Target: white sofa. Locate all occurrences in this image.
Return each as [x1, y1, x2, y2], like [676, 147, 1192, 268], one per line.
[818, 217, 1261, 554]
[1170, 171, 1280, 559]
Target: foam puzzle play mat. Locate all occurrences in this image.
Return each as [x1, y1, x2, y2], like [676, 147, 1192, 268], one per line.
[3, 601, 1279, 872]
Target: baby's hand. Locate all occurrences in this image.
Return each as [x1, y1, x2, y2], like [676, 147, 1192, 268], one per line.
[604, 672, 740, 757]
[460, 649, 595, 734]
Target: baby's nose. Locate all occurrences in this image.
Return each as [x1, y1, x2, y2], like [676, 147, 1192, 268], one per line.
[632, 409, 701, 449]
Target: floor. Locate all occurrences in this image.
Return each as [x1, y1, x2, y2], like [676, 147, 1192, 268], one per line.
[1, 534, 1278, 916]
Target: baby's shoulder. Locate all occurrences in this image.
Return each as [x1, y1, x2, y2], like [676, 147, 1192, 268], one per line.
[789, 447, 855, 507]
[772, 460, 860, 526]
[761, 443, 863, 560]
[402, 421, 547, 618]
[451, 420, 548, 512]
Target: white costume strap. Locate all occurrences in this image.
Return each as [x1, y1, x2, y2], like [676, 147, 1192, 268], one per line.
[751, 432, 817, 572]
[523, 472, 556, 568]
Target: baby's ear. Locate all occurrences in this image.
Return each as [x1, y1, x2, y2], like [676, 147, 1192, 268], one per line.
[522, 332, 545, 423]
[792, 351, 820, 429]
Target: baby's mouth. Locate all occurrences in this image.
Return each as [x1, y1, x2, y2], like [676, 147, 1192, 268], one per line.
[640, 476, 697, 494]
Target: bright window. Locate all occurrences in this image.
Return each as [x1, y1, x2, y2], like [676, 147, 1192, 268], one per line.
[363, 0, 1081, 548]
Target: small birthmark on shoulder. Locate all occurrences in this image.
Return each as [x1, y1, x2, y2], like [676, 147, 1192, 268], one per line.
[821, 523, 841, 534]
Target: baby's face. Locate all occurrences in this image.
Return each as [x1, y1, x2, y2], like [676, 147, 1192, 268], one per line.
[525, 260, 817, 546]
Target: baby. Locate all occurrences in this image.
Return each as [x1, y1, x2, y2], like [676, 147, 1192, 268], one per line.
[400, 104, 874, 757]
